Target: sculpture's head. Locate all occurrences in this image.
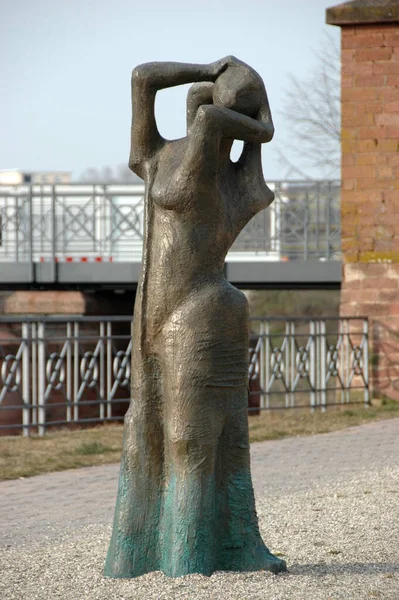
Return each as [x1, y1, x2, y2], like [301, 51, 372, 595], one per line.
[212, 64, 264, 118]
[186, 63, 266, 133]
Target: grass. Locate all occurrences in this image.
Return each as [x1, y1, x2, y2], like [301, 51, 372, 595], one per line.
[1, 399, 398, 481]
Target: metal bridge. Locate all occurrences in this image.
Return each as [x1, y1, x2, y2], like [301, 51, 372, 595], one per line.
[0, 181, 341, 290]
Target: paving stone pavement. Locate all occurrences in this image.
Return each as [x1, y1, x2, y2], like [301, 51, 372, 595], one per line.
[1, 418, 398, 549]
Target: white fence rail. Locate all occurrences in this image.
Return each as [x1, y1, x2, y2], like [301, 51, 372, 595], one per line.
[0, 316, 368, 436]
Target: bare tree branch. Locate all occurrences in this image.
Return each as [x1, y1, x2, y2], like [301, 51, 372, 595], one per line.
[276, 32, 340, 179]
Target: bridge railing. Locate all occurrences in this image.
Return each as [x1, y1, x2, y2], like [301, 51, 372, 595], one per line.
[0, 180, 341, 263]
[0, 315, 368, 436]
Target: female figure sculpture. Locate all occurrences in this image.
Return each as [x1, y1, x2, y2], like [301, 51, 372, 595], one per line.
[105, 56, 287, 578]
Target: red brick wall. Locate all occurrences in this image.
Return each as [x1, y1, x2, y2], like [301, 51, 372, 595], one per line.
[341, 24, 399, 263]
[339, 22, 399, 400]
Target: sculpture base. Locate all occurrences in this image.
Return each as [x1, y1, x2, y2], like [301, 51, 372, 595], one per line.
[104, 459, 287, 578]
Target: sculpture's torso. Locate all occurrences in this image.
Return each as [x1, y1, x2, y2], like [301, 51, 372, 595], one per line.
[135, 137, 271, 349]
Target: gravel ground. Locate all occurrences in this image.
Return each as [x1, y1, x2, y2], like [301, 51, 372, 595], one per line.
[1, 466, 398, 600]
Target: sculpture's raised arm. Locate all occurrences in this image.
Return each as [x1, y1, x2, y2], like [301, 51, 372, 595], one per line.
[129, 59, 228, 177]
[196, 104, 274, 144]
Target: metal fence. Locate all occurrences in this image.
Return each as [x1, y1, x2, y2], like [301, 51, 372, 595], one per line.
[0, 315, 368, 436]
[0, 181, 340, 263]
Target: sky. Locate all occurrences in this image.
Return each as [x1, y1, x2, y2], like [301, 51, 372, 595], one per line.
[1, 0, 340, 180]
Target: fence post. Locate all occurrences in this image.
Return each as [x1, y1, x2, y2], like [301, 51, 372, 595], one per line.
[66, 322, 72, 422]
[74, 322, 79, 422]
[290, 320, 295, 408]
[309, 320, 316, 412]
[265, 320, 270, 408]
[100, 321, 105, 420]
[320, 320, 327, 412]
[285, 321, 290, 408]
[37, 321, 46, 436]
[51, 185, 56, 281]
[363, 318, 370, 407]
[28, 185, 34, 279]
[21, 322, 30, 436]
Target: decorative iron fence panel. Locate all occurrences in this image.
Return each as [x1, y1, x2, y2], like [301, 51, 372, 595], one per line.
[0, 181, 340, 263]
[0, 316, 368, 436]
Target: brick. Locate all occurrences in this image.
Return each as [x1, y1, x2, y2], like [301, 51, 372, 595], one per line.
[380, 289, 399, 302]
[378, 139, 399, 152]
[377, 166, 394, 179]
[341, 222, 357, 237]
[387, 74, 399, 85]
[355, 24, 398, 35]
[342, 190, 372, 203]
[342, 75, 354, 88]
[360, 178, 396, 191]
[373, 62, 399, 75]
[342, 253, 360, 264]
[357, 102, 382, 115]
[340, 301, 359, 316]
[386, 265, 399, 276]
[356, 153, 378, 165]
[4, 291, 87, 315]
[357, 215, 376, 227]
[341, 279, 362, 290]
[376, 88, 399, 102]
[341, 127, 358, 140]
[342, 165, 376, 178]
[384, 33, 399, 47]
[356, 200, 380, 214]
[385, 125, 399, 139]
[375, 224, 395, 238]
[342, 113, 374, 127]
[358, 237, 375, 252]
[341, 201, 360, 216]
[362, 278, 398, 291]
[376, 113, 399, 126]
[362, 263, 391, 277]
[355, 48, 393, 62]
[375, 212, 399, 227]
[343, 102, 358, 118]
[382, 100, 399, 113]
[374, 240, 394, 252]
[341, 238, 360, 253]
[342, 48, 355, 61]
[342, 88, 376, 102]
[345, 139, 378, 153]
[360, 302, 389, 317]
[343, 288, 379, 304]
[342, 33, 384, 49]
[356, 225, 375, 238]
[343, 61, 373, 76]
[354, 74, 386, 87]
[357, 125, 385, 139]
[344, 264, 367, 282]
[342, 179, 356, 191]
[343, 154, 355, 166]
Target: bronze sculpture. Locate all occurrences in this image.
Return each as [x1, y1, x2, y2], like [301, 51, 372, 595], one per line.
[105, 56, 287, 578]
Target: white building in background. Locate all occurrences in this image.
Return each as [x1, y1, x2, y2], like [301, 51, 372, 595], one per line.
[0, 169, 71, 185]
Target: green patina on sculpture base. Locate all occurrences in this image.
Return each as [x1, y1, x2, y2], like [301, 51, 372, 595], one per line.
[105, 57, 287, 578]
[105, 461, 285, 578]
